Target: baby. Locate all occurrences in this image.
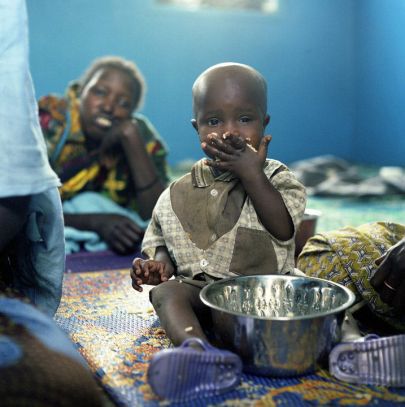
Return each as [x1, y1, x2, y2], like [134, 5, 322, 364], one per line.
[130, 62, 307, 401]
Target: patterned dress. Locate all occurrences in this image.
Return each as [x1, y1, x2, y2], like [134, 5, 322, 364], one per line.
[297, 222, 405, 331]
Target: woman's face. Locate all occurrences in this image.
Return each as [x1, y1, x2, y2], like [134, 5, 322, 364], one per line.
[79, 67, 137, 143]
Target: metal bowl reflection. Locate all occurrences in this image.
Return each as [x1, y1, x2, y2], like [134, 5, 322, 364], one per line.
[200, 274, 355, 377]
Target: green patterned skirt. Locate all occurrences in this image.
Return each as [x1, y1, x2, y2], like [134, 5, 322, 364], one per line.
[297, 222, 405, 332]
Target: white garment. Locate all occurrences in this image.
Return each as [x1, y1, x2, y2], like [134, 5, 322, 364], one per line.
[0, 0, 60, 197]
[0, 0, 65, 316]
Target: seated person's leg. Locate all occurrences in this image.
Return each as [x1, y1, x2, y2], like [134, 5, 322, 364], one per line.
[0, 198, 102, 405]
[0, 197, 29, 250]
[14, 189, 65, 315]
[0, 197, 30, 291]
[0, 191, 65, 316]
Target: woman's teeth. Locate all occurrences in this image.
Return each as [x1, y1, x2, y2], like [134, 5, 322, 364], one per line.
[95, 117, 112, 128]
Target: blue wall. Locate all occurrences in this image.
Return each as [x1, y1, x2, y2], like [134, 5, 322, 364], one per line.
[27, 0, 403, 167]
[354, 0, 405, 166]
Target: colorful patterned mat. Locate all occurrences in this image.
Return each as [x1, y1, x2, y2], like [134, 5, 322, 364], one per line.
[55, 269, 405, 406]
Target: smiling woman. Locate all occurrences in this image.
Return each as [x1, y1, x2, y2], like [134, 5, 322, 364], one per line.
[39, 56, 170, 255]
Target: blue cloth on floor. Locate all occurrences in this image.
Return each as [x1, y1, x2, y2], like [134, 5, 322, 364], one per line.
[0, 298, 87, 367]
[63, 192, 149, 254]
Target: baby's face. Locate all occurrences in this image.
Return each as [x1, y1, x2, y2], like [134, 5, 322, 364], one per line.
[192, 73, 269, 152]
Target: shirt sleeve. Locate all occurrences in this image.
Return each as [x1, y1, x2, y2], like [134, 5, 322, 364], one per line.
[265, 160, 307, 241]
[141, 187, 170, 258]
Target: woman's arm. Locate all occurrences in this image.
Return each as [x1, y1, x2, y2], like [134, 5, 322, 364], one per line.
[64, 213, 144, 254]
[370, 238, 405, 312]
[118, 120, 166, 219]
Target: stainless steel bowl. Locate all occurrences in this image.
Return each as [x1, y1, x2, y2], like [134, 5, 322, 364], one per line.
[200, 274, 355, 377]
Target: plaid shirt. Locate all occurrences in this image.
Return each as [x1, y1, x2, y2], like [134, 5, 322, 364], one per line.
[143, 159, 306, 279]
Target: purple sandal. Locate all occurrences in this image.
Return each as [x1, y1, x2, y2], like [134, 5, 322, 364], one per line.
[329, 334, 405, 386]
[147, 337, 242, 401]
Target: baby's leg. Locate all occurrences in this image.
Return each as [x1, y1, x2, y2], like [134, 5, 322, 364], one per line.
[148, 280, 242, 401]
[150, 280, 209, 346]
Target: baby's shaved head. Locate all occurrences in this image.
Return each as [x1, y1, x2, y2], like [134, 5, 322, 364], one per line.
[192, 62, 268, 118]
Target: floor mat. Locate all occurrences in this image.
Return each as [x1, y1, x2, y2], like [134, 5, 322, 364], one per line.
[65, 249, 141, 273]
[55, 270, 405, 406]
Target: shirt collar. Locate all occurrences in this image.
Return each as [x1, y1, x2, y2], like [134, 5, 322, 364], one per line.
[191, 159, 236, 187]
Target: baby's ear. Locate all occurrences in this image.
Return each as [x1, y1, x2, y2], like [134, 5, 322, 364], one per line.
[263, 114, 270, 128]
[191, 119, 198, 132]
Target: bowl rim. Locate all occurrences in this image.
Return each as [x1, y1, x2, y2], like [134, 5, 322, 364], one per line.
[200, 274, 356, 321]
[303, 208, 322, 220]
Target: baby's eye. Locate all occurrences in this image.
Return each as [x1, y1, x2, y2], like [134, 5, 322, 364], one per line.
[240, 116, 252, 123]
[207, 118, 220, 126]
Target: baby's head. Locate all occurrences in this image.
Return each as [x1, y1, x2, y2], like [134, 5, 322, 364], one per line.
[191, 63, 269, 150]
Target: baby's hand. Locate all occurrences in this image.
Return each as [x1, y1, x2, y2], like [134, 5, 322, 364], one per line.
[203, 131, 272, 179]
[130, 257, 172, 292]
[222, 131, 252, 151]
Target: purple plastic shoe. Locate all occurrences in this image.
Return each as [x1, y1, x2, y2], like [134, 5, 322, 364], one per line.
[329, 334, 405, 386]
[147, 337, 242, 401]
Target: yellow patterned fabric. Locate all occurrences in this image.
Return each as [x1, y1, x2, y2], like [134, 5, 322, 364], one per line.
[297, 222, 405, 331]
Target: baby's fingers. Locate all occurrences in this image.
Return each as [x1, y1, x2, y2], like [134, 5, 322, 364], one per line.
[131, 278, 144, 292]
[130, 264, 144, 292]
[159, 264, 171, 282]
[131, 257, 144, 275]
[258, 135, 272, 159]
[223, 132, 246, 150]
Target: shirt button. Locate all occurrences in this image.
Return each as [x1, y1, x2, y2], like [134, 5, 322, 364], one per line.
[210, 189, 218, 197]
[210, 233, 217, 242]
[200, 259, 209, 268]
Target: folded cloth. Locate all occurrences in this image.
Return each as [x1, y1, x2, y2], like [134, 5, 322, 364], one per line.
[289, 155, 405, 197]
[63, 191, 149, 253]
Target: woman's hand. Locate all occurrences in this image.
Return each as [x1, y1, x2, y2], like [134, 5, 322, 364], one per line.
[93, 213, 144, 254]
[98, 119, 141, 163]
[370, 238, 405, 313]
[130, 257, 174, 292]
